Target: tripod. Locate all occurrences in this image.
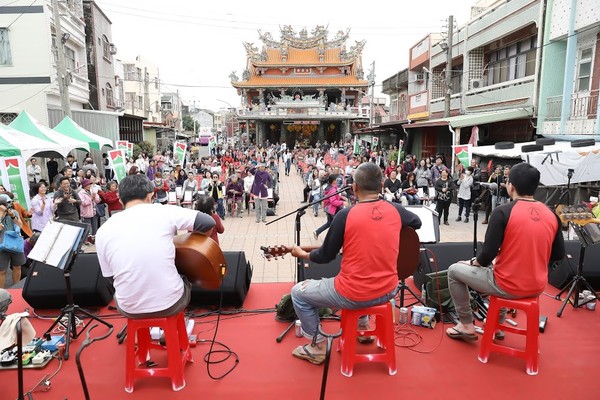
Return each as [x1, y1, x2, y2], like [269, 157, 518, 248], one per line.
[554, 169, 574, 211]
[556, 222, 600, 317]
[43, 223, 113, 360]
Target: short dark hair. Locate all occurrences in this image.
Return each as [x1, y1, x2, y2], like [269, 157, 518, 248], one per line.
[62, 166, 72, 174]
[195, 195, 215, 214]
[118, 174, 154, 205]
[508, 162, 540, 196]
[327, 173, 338, 185]
[59, 176, 70, 184]
[354, 162, 382, 193]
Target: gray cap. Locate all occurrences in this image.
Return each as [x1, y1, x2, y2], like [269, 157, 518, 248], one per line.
[0, 288, 11, 316]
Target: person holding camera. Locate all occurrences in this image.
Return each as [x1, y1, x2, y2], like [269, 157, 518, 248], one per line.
[0, 194, 25, 288]
[54, 176, 82, 222]
[456, 167, 474, 223]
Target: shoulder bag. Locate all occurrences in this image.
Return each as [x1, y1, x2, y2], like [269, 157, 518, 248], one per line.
[0, 217, 24, 253]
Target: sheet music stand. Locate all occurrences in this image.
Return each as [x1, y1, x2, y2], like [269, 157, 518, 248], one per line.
[41, 221, 113, 360]
[399, 206, 440, 307]
[556, 222, 600, 317]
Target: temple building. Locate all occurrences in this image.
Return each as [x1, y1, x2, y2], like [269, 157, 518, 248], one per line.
[231, 26, 370, 147]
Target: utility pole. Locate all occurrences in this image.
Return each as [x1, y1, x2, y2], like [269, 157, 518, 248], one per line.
[51, 0, 71, 118]
[143, 67, 150, 120]
[444, 15, 454, 118]
[368, 61, 375, 127]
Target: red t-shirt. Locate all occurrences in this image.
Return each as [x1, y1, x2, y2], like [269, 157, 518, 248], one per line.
[309, 199, 422, 302]
[478, 200, 563, 296]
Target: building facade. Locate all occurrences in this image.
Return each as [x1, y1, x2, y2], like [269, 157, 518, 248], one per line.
[122, 55, 161, 123]
[538, 0, 600, 139]
[402, 0, 542, 160]
[0, 0, 89, 125]
[231, 26, 370, 147]
[83, 1, 118, 112]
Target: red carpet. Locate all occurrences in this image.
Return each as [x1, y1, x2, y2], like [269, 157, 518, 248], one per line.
[2, 282, 600, 400]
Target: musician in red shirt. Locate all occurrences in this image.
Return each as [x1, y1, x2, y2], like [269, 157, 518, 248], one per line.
[288, 162, 422, 365]
[446, 162, 565, 342]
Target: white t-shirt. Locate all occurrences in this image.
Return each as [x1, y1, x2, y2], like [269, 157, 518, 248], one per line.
[95, 203, 208, 314]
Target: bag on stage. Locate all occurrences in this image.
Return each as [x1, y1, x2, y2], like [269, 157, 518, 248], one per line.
[0, 221, 24, 254]
[275, 293, 333, 322]
[425, 270, 454, 312]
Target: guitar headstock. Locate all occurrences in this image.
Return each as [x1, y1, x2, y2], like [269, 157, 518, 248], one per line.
[260, 245, 291, 261]
[558, 205, 600, 226]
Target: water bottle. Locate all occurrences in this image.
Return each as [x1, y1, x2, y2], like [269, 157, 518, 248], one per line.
[421, 284, 427, 304]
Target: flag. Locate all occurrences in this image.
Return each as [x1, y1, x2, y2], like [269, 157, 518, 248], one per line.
[0, 156, 30, 210]
[127, 142, 134, 157]
[108, 150, 127, 182]
[353, 136, 360, 155]
[174, 142, 187, 164]
[117, 140, 128, 154]
[468, 126, 479, 146]
[453, 144, 472, 169]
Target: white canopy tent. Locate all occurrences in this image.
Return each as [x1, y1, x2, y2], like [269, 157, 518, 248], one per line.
[0, 123, 73, 161]
[472, 140, 600, 186]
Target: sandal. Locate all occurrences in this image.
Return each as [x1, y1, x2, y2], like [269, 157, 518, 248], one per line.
[446, 327, 478, 342]
[292, 344, 326, 365]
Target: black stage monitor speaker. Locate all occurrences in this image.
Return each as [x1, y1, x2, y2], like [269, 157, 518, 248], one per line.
[22, 253, 114, 309]
[190, 251, 252, 308]
[413, 242, 482, 290]
[306, 254, 343, 279]
[549, 240, 600, 290]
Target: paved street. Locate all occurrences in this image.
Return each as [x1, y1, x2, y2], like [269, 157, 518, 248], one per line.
[218, 159, 489, 284]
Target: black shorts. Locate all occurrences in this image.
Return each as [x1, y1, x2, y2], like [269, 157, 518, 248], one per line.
[0, 251, 26, 271]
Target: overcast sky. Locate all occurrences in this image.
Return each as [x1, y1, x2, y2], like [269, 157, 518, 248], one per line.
[96, 0, 473, 112]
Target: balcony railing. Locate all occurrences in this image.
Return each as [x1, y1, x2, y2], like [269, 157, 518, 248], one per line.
[546, 89, 599, 120]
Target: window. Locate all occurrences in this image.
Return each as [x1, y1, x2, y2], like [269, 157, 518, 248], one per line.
[124, 64, 137, 81]
[487, 36, 537, 85]
[138, 96, 143, 109]
[577, 48, 593, 92]
[102, 35, 110, 60]
[106, 83, 114, 107]
[1, 28, 13, 65]
[126, 92, 136, 108]
[64, 47, 76, 71]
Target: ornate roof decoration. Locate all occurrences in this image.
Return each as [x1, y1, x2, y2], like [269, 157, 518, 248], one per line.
[341, 40, 366, 62]
[255, 25, 350, 50]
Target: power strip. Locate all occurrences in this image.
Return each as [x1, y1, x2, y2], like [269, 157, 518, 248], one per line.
[150, 319, 194, 341]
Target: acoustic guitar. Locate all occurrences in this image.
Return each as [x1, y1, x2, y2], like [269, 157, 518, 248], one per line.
[261, 226, 421, 280]
[557, 204, 600, 226]
[174, 232, 226, 289]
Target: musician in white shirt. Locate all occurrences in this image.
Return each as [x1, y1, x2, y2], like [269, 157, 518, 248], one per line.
[96, 175, 214, 318]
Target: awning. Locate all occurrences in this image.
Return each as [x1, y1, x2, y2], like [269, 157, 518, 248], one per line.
[0, 123, 70, 160]
[53, 116, 113, 150]
[402, 108, 532, 129]
[10, 111, 90, 155]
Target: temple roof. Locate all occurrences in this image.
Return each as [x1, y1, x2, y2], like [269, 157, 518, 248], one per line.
[232, 75, 368, 88]
[253, 47, 349, 66]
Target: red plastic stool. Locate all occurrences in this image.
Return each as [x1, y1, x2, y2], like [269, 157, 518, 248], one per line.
[338, 302, 396, 377]
[125, 312, 193, 392]
[478, 296, 539, 375]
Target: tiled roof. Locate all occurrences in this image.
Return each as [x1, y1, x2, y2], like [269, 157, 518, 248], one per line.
[233, 76, 369, 88]
[253, 47, 353, 66]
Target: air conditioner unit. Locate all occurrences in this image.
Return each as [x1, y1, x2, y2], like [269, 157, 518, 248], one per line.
[471, 79, 483, 89]
[415, 73, 425, 82]
[109, 43, 117, 55]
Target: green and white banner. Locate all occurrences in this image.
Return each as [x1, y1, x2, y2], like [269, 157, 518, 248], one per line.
[453, 144, 472, 169]
[0, 156, 31, 210]
[108, 149, 127, 182]
[127, 142, 133, 157]
[353, 135, 360, 155]
[117, 140, 128, 154]
[174, 142, 186, 164]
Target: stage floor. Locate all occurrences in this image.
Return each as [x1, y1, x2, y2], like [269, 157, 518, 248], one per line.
[2, 281, 600, 400]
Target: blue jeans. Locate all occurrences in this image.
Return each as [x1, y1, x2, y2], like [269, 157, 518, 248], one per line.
[216, 198, 225, 218]
[315, 212, 333, 236]
[312, 193, 321, 215]
[403, 194, 420, 205]
[291, 278, 398, 343]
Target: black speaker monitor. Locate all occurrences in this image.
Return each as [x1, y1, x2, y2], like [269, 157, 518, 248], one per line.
[22, 253, 114, 309]
[190, 251, 252, 308]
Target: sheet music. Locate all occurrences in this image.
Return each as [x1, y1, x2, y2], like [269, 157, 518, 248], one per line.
[28, 221, 84, 269]
[405, 206, 439, 243]
[183, 190, 193, 203]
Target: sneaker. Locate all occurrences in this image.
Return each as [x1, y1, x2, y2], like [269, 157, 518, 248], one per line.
[357, 324, 375, 344]
[313, 231, 318, 240]
[464, 217, 469, 223]
[482, 219, 488, 225]
[444, 221, 450, 226]
[456, 217, 462, 222]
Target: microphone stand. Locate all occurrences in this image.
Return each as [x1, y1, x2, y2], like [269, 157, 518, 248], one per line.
[268, 185, 350, 343]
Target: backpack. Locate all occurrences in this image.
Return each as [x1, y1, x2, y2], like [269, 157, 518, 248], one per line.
[275, 293, 334, 322]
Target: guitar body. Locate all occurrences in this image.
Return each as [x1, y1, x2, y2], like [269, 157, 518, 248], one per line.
[397, 226, 421, 280]
[174, 232, 226, 289]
